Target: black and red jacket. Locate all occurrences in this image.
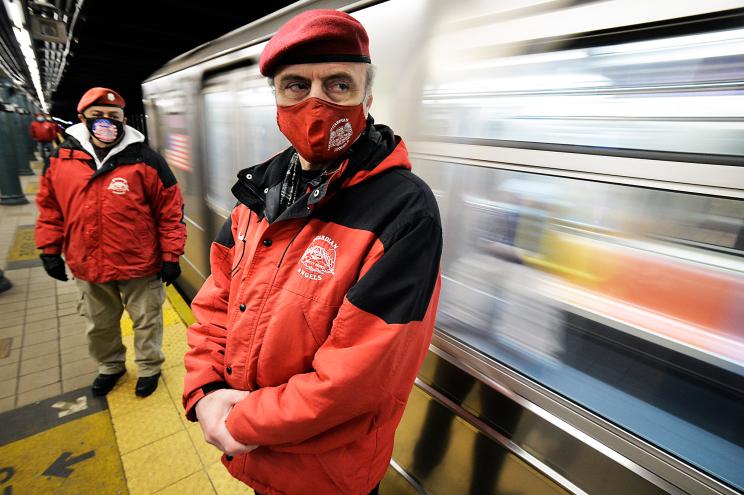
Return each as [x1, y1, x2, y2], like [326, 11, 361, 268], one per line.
[183, 123, 442, 495]
[35, 123, 186, 283]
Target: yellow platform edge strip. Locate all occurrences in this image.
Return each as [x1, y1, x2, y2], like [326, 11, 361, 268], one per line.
[7, 225, 40, 262]
[166, 284, 196, 327]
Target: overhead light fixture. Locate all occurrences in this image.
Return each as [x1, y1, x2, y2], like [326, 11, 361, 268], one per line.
[3, 0, 48, 111]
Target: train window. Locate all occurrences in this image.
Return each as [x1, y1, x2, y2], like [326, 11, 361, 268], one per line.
[154, 92, 205, 226]
[202, 73, 288, 214]
[419, 157, 744, 490]
[419, 27, 744, 158]
[203, 89, 237, 214]
[236, 80, 289, 177]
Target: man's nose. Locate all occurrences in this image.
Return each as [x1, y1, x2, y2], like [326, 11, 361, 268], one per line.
[308, 81, 327, 101]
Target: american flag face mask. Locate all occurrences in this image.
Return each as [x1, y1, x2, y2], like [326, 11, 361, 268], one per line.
[86, 118, 124, 144]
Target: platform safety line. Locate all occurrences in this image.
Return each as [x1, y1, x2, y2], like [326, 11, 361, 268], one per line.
[165, 284, 196, 327]
[7, 225, 40, 262]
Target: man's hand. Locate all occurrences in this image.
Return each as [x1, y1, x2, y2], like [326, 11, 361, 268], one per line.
[196, 389, 257, 456]
[160, 261, 181, 286]
[40, 254, 68, 281]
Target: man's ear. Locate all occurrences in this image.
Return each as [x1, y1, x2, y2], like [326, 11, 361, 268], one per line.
[78, 113, 85, 123]
[123, 116, 127, 125]
[363, 94, 373, 117]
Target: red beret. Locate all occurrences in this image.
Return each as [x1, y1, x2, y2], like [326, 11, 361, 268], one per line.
[259, 9, 370, 77]
[77, 87, 126, 113]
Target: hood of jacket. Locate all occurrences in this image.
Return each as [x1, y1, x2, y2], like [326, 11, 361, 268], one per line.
[65, 122, 145, 168]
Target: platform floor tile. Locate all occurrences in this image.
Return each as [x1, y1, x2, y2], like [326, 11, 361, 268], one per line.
[153, 470, 215, 495]
[110, 286, 255, 494]
[121, 430, 202, 495]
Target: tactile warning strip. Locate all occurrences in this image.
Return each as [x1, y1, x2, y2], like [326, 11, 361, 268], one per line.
[108, 285, 254, 495]
[5, 225, 42, 270]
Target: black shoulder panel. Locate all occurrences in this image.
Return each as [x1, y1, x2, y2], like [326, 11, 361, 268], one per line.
[42, 151, 56, 176]
[141, 145, 178, 188]
[214, 216, 235, 249]
[347, 214, 442, 324]
[316, 169, 443, 324]
[43, 139, 70, 175]
[58, 135, 84, 153]
[313, 169, 441, 240]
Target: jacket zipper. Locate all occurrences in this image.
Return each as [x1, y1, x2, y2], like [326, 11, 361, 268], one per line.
[97, 180, 103, 280]
[241, 217, 309, 387]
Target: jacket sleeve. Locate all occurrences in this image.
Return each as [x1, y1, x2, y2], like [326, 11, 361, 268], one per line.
[182, 214, 237, 420]
[147, 151, 186, 262]
[35, 156, 64, 255]
[225, 214, 442, 452]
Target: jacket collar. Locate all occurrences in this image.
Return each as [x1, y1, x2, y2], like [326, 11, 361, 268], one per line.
[232, 121, 411, 223]
[65, 122, 145, 168]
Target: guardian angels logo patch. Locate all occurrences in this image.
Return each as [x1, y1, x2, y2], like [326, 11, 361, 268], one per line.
[107, 177, 129, 195]
[327, 118, 353, 152]
[297, 235, 337, 281]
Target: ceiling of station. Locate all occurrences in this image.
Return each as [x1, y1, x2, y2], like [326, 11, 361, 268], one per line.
[1, 0, 294, 120]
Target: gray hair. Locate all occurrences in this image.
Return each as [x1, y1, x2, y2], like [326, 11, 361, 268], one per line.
[364, 64, 375, 94]
[268, 64, 376, 94]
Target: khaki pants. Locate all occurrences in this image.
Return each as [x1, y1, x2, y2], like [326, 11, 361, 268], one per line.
[76, 275, 165, 377]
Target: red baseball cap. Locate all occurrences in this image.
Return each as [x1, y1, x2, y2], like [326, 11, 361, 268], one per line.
[77, 87, 126, 113]
[259, 9, 370, 77]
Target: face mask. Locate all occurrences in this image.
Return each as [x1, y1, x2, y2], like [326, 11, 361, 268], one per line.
[85, 118, 124, 145]
[276, 97, 368, 164]
[36, 116, 45, 122]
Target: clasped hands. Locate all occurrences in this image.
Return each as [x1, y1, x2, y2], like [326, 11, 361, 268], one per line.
[196, 389, 258, 456]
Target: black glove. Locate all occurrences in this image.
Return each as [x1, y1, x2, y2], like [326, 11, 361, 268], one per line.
[160, 261, 181, 286]
[40, 254, 68, 281]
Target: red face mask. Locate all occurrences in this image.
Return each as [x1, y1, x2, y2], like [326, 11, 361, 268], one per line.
[277, 97, 367, 164]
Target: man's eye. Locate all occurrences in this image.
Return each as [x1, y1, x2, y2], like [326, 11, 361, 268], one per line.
[286, 82, 309, 92]
[331, 82, 350, 92]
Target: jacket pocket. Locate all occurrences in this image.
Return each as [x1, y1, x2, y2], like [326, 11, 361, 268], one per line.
[255, 286, 340, 387]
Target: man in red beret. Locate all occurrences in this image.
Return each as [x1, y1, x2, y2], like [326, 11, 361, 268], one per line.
[35, 87, 187, 398]
[184, 9, 442, 495]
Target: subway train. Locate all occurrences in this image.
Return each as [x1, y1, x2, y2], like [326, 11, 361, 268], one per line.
[141, 1, 744, 494]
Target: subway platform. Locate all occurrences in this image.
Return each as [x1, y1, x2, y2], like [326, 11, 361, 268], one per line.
[0, 159, 254, 494]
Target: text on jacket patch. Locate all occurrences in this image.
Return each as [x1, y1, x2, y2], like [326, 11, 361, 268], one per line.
[298, 235, 338, 281]
[107, 177, 129, 195]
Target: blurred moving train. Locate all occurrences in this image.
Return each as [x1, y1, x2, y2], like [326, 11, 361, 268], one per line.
[142, 1, 744, 493]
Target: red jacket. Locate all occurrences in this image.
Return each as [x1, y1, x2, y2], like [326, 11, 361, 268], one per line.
[35, 123, 186, 283]
[183, 124, 442, 495]
[30, 120, 58, 142]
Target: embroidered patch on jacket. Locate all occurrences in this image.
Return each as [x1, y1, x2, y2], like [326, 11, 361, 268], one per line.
[297, 235, 337, 281]
[107, 177, 129, 195]
[328, 118, 353, 151]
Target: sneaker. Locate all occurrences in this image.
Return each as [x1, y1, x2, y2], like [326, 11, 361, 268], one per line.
[91, 370, 126, 396]
[135, 372, 161, 397]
